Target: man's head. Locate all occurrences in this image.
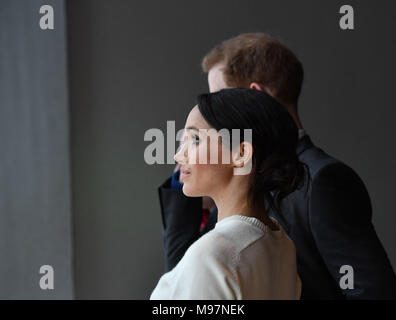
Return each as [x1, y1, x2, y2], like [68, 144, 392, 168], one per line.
[202, 33, 304, 110]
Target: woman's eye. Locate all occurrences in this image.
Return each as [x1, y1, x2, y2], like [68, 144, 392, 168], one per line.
[192, 135, 200, 144]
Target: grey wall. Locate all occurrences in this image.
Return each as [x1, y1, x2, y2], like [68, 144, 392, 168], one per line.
[67, 0, 396, 299]
[0, 0, 73, 298]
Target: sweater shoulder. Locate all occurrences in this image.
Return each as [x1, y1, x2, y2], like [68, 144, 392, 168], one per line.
[186, 219, 266, 265]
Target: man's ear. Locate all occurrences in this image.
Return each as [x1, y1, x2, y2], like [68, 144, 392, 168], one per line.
[249, 82, 276, 98]
[232, 141, 253, 168]
[249, 82, 264, 91]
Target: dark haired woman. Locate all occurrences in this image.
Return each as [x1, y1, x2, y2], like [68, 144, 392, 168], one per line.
[150, 88, 307, 300]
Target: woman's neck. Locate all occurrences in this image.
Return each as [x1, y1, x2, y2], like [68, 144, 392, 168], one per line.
[211, 176, 279, 231]
[212, 176, 260, 221]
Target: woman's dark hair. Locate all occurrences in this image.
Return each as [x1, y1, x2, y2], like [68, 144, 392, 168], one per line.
[197, 88, 309, 215]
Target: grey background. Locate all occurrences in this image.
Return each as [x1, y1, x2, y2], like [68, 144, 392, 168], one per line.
[67, 0, 396, 299]
[1, 0, 395, 299]
[0, 0, 73, 298]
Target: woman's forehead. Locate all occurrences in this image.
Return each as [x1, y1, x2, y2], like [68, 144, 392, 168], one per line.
[185, 105, 211, 129]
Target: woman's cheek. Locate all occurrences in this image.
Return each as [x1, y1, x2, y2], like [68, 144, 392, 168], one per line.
[196, 139, 216, 165]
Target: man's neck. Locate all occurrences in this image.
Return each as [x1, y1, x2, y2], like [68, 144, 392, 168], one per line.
[286, 104, 303, 130]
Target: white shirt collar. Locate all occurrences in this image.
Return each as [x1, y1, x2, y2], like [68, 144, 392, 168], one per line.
[298, 129, 307, 139]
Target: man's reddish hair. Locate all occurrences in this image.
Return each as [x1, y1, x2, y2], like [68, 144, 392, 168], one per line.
[202, 33, 304, 106]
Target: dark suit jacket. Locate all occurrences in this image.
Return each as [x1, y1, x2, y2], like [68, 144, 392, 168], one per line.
[158, 135, 396, 299]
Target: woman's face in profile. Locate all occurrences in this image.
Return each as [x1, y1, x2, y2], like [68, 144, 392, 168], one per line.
[174, 105, 234, 198]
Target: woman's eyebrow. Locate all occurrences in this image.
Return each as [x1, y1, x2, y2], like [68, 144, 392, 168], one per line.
[185, 126, 199, 131]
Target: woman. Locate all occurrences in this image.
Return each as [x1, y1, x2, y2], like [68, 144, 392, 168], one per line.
[150, 88, 307, 299]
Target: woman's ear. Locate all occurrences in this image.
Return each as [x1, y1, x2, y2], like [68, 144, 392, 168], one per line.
[232, 142, 253, 176]
[232, 141, 253, 168]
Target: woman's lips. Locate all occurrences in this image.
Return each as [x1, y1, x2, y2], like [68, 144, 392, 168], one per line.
[180, 168, 191, 182]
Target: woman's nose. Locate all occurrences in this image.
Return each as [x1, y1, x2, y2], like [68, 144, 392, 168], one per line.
[174, 142, 187, 164]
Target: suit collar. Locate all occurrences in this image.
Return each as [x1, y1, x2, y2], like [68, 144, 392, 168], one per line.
[297, 134, 314, 155]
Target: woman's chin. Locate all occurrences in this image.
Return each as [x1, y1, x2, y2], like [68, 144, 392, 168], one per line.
[182, 184, 200, 197]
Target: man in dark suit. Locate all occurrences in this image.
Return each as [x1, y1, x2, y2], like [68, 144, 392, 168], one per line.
[158, 33, 396, 299]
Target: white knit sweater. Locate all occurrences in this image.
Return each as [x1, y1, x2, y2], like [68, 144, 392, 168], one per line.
[150, 214, 301, 300]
